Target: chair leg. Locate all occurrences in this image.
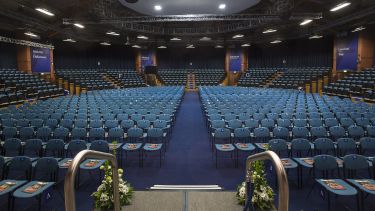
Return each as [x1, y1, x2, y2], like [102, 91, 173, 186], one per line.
[327, 191, 331, 211]
[215, 150, 218, 168]
[38, 195, 42, 211]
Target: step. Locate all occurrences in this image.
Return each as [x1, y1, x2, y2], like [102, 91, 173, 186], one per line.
[124, 190, 242, 211]
[150, 184, 223, 190]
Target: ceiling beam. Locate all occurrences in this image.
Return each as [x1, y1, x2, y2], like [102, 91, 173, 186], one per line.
[62, 13, 322, 24]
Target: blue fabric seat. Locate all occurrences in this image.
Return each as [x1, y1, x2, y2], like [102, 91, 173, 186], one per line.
[44, 139, 65, 157]
[347, 125, 365, 140]
[273, 127, 290, 140]
[359, 137, 375, 155]
[90, 140, 109, 153]
[2, 126, 17, 140]
[292, 127, 310, 139]
[12, 157, 57, 211]
[253, 127, 270, 143]
[108, 128, 124, 142]
[336, 138, 357, 156]
[329, 126, 346, 141]
[66, 140, 87, 157]
[2, 138, 22, 156]
[314, 138, 335, 155]
[23, 139, 43, 157]
[36, 127, 52, 142]
[19, 127, 35, 141]
[89, 128, 105, 141]
[291, 138, 311, 157]
[53, 127, 69, 142]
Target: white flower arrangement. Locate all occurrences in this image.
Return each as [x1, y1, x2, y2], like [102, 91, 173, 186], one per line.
[92, 141, 134, 209]
[236, 161, 274, 210]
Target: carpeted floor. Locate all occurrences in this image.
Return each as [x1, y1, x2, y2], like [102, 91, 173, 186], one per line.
[3, 91, 373, 211]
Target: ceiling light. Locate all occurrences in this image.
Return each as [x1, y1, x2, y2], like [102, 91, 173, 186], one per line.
[170, 37, 181, 41]
[351, 26, 366, 33]
[158, 45, 167, 49]
[215, 45, 224, 48]
[300, 19, 312, 26]
[186, 44, 195, 49]
[309, 35, 323, 39]
[132, 45, 141, 48]
[200, 37, 211, 41]
[219, 4, 226, 10]
[241, 43, 251, 47]
[100, 42, 111, 46]
[154, 5, 162, 11]
[270, 40, 282, 44]
[24, 32, 38, 37]
[232, 34, 244, 39]
[330, 2, 351, 12]
[106, 31, 120, 36]
[137, 35, 148, 40]
[35, 8, 55, 16]
[74, 23, 85, 29]
[63, 38, 76, 42]
[263, 29, 277, 34]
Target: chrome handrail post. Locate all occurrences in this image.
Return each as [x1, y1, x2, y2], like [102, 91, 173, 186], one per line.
[64, 150, 121, 211]
[244, 151, 289, 211]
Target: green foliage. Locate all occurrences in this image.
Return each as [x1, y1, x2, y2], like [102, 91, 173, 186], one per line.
[236, 160, 274, 210]
[91, 140, 134, 209]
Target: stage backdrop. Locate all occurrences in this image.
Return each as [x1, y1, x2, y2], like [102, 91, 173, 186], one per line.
[229, 48, 242, 72]
[31, 47, 51, 73]
[141, 50, 155, 71]
[336, 33, 359, 71]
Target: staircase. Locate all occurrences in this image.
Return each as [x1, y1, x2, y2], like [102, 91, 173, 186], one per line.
[103, 74, 121, 88]
[186, 73, 197, 91]
[263, 71, 284, 88]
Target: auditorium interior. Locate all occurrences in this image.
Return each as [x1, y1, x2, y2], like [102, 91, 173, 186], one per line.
[0, 0, 375, 210]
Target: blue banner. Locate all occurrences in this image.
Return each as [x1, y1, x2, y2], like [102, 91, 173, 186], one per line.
[141, 50, 154, 71]
[229, 49, 242, 72]
[336, 33, 358, 71]
[31, 47, 51, 73]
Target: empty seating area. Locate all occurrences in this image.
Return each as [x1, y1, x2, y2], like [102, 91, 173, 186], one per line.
[158, 69, 187, 86]
[194, 69, 225, 86]
[324, 68, 375, 101]
[0, 68, 64, 106]
[201, 86, 375, 165]
[237, 68, 278, 87]
[105, 69, 146, 88]
[55, 69, 115, 91]
[269, 67, 330, 89]
[0, 86, 183, 161]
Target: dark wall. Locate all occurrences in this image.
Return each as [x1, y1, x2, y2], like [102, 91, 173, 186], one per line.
[157, 47, 225, 69]
[54, 43, 135, 69]
[248, 37, 333, 68]
[0, 42, 17, 69]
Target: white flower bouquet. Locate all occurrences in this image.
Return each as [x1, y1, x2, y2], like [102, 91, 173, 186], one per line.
[92, 141, 133, 209]
[91, 161, 134, 209]
[236, 161, 274, 211]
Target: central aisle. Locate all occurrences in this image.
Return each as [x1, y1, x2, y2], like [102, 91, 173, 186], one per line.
[125, 91, 245, 189]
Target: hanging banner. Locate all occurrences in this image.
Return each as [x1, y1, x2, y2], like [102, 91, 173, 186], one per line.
[336, 33, 358, 71]
[31, 47, 51, 73]
[141, 50, 155, 71]
[229, 48, 242, 72]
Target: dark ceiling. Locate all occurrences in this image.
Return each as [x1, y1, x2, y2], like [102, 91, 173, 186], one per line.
[0, 0, 374, 48]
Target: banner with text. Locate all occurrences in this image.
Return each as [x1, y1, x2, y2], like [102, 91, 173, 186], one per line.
[336, 33, 359, 71]
[141, 50, 155, 71]
[31, 47, 51, 73]
[229, 49, 242, 72]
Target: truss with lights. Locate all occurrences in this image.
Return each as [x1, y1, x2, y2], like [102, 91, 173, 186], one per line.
[0, 36, 54, 49]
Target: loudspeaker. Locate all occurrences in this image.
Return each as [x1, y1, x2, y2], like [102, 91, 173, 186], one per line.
[144, 66, 157, 74]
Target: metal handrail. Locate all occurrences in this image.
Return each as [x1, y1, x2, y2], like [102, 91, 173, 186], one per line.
[64, 150, 120, 211]
[245, 151, 289, 211]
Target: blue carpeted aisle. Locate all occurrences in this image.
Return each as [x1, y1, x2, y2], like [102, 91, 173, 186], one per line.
[124, 91, 245, 189]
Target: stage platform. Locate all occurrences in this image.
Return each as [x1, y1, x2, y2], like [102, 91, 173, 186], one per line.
[125, 190, 242, 211]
